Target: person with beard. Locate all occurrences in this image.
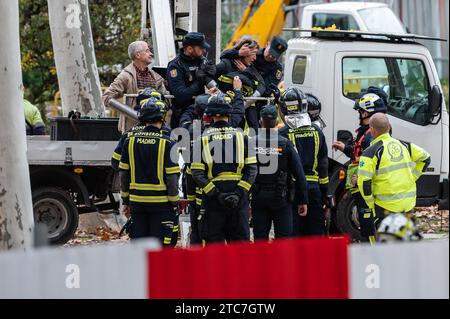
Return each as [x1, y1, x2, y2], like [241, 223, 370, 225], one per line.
[167, 32, 217, 128]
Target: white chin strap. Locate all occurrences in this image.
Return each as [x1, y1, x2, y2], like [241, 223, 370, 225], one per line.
[284, 114, 311, 129]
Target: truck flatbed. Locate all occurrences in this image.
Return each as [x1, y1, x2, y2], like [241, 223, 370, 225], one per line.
[27, 136, 116, 166]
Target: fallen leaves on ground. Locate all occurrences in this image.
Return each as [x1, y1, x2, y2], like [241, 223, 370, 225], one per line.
[414, 206, 449, 234]
[64, 227, 129, 247]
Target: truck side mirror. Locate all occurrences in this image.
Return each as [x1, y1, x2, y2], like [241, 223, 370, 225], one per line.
[428, 85, 442, 124]
[337, 130, 353, 144]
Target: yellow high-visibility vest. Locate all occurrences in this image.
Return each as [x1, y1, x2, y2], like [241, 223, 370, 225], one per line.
[357, 133, 430, 213]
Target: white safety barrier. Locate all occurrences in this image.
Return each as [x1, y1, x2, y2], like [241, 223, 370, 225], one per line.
[350, 240, 449, 299]
[0, 238, 448, 298]
[0, 240, 159, 299]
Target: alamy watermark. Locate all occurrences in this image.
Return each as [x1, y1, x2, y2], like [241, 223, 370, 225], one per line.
[365, 263, 380, 289]
[65, 264, 80, 289]
[169, 125, 281, 174]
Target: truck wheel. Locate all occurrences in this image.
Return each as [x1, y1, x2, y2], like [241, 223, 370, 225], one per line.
[32, 187, 79, 245]
[335, 190, 363, 241]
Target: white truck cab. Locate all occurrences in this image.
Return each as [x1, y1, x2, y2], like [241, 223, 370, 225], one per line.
[300, 2, 406, 34]
[283, 31, 448, 239]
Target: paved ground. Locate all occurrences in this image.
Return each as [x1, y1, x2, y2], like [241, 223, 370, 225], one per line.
[65, 206, 449, 247]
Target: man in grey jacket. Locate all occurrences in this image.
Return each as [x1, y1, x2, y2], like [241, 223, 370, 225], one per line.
[102, 40, 168, 133]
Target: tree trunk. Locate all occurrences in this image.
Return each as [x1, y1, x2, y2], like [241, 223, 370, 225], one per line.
[47, 0, 104, 117]
[0, 0, 34, 251]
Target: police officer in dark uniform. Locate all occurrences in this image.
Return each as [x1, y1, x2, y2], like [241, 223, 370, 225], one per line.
[252, 105, 308, 241]
[191, 95, 257, 243]
[254, 37, 287, 97]
[167, 32, 217, 128]
[119, 99, 180, 245]
[279, 87, 329, 236]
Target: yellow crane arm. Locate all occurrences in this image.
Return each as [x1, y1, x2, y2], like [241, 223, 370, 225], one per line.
[225, 0, 292, 49]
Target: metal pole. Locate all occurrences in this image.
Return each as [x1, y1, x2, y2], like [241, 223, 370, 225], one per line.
[0, 0, 34, 251]
[47, 0, 104, 117]
[107, 99, 139, 121]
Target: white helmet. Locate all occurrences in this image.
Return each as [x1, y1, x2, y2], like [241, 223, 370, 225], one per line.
[377, 213, 422, 242]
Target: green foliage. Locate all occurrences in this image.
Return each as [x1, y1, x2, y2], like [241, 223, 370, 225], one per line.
[19, 0, 141, 108]
[90, 0, 141, 85]
[221, 14, 236, 50]
[20, 0, 56, 105]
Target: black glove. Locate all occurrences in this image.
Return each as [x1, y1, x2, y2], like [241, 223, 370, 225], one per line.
[202, 61, 216, 78]
[320, 185, 329, 207]
[269, 84, 280, 103]
[196, 60, 216, 85]
[199, 58, 216, 78]
[224, 193, 240, 209]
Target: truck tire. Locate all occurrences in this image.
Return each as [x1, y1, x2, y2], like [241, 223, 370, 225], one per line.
[32, 187, 79, 245]
[335, 190, 363, 241]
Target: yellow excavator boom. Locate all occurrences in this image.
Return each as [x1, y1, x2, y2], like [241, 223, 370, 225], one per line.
[225, 0, 293, 49]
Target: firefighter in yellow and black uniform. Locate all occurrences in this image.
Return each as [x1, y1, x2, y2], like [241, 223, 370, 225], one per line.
[119, 99, 180, 245]
[191, 94, 257, 243]
[111, 88, 170, 170]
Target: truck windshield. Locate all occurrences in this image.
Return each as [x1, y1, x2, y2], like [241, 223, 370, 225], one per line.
[358, 7, 405, 34]
[343, 57, 430, 126]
